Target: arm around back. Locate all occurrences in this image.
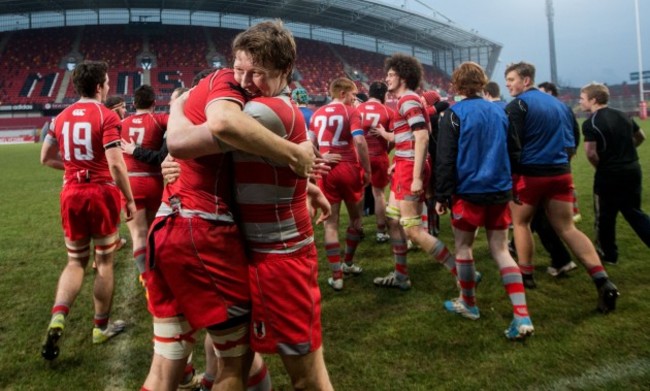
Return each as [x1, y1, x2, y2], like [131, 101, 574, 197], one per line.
[166, 92, 221, 159]
[106, 146, 136, 220]
[206, 99, 315, 177]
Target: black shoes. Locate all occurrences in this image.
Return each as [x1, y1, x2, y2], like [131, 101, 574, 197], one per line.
[597, 280, 620, 313]
[522, 274, 537, 289]
[41, 326, 63, 361]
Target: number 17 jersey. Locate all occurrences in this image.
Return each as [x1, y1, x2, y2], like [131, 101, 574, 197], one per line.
[356, 100, 394, 157]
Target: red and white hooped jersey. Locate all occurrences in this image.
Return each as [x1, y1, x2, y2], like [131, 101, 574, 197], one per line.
[391, 91, 430, 162]
[121, 112, 168, 174]
[234, 92, 313, 254]
[310, 101, 362, 163]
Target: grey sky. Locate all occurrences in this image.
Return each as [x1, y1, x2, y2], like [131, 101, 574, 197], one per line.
[407, 0, 649, 95]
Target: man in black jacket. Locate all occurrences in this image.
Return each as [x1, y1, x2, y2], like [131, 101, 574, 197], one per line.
[580, 82, 650, 264]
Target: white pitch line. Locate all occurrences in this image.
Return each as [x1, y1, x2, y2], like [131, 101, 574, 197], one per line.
[531, 357, 650, 391]
[103, 253, 141, 391]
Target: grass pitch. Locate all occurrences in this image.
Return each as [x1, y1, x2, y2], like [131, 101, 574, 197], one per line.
[0, 121, 649, 390]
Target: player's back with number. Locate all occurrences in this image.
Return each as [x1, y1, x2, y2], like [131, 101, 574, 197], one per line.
[356, 101, 393, 156]
[51, 100, 122, 183]
[121, 112, 168, 174]
[311, 102, 358, 163]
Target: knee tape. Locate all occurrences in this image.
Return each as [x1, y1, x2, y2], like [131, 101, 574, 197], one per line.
[94, 233, 119, 255]
[153, 320, 195, 360]
[386, 205, 401, 221]
[65, 242, 90, 259]
[400, 215, 422, 229]
[208, 323, 249, 358]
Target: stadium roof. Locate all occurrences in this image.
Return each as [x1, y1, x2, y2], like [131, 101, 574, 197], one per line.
[0, 0, 502, 76]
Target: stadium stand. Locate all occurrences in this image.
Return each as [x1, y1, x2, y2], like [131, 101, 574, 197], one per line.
[79, 25, 142, 68]
[149, 26, 208, 68]
[8, 69, 65, 104]
[0, 21, 641, 115]
[293, 37, 346, 96]
[332, 43, 384, 89]
[0, 24, 458, 107]
[0, 17, 467, 107]
[423, 64, 452, 92]
[0, 27, 74, 104]
[0, 28, 73, 69]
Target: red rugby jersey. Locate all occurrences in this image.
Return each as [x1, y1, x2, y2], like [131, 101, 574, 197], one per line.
[121, 112, 168, 174]
[160, 69, 246, 220]
[48, 98, 121, 184]
[310, 101, 362, 163]
[356, 100, 394, 157]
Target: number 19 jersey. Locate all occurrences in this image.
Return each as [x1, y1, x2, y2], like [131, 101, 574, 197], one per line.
[48, 98, 122, 184]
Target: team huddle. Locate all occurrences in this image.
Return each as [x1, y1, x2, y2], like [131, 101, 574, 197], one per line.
[38, 19, 650, 391]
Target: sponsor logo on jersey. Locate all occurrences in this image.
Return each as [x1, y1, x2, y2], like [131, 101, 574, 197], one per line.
[133, 118, 143, 124]
[72, 109, 86, 116]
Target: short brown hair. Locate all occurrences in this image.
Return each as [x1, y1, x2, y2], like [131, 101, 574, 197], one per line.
[451, 62, 487, 97]
[134, 84, 155, 109]
[232, 20, 296, 78]
[104, 95, 124, 110]
[505, 61, 536, 83]
[192, 68, 216, 87]
[384, 53, 423, 91]
[368, 81, 388, 103]
[538, 81, 558, 97]
[483, 81, 500, 98]
[581, 82, 609, 105]
[73, 60, 108, 98]
[329, 77, 356, 99]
